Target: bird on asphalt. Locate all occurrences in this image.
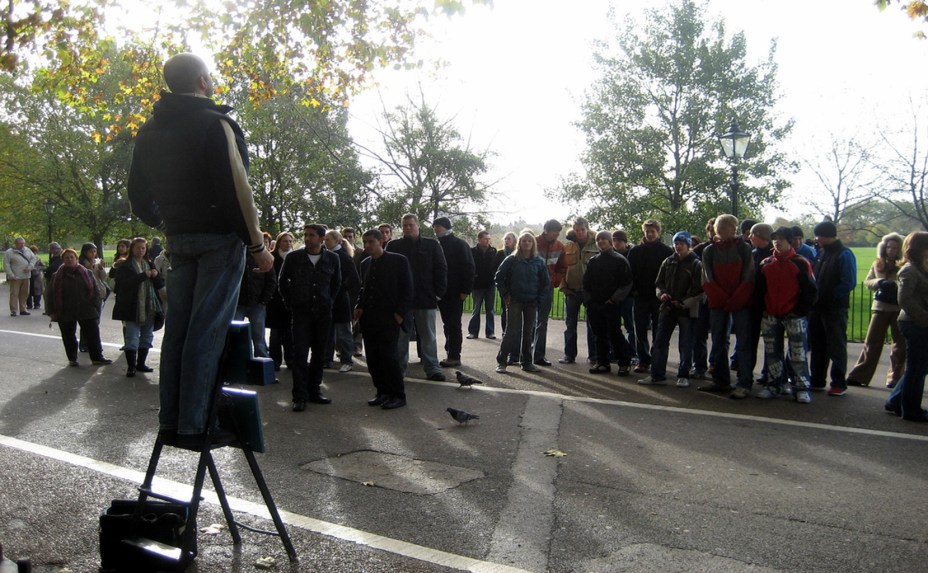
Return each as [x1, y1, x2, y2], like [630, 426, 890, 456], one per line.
[447, 407, 479, 425]
[455, 370, 483, 389]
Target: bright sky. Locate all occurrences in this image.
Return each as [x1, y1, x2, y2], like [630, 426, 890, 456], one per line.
[348, 0, 928, 227]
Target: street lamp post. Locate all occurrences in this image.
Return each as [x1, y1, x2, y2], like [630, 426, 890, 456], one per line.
[44, 197, 56, 245]
[717, 120, 751, 218]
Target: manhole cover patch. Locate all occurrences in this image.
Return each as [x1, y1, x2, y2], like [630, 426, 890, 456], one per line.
[301, 450, 485, 494]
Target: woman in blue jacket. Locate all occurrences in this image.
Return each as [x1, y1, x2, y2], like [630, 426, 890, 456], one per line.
[494, 231, 550, 373]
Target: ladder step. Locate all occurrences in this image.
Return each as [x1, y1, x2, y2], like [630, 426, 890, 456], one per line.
[138, 488, 201, 505]
[120, 536, 187, 570]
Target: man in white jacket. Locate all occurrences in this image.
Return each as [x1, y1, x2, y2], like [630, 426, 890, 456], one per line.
[4, 237, 38, 316]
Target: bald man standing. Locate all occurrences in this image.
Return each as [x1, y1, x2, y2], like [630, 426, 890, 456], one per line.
[129, 53, 273, 448]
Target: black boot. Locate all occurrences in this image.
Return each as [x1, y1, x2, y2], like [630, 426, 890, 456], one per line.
[136, 348, 154, 373]
[125, 350, 137, 377]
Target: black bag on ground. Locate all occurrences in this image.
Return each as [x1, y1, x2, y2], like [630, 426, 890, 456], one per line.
[99, 499, 189, 572]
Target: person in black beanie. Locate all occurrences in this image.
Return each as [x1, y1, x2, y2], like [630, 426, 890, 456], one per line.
[809, 220, 857, 396]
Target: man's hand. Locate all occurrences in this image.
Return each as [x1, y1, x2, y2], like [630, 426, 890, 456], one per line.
[394, 313, 404, 324]
[460, 292, 468, 301]
[253, 249, 274, 272]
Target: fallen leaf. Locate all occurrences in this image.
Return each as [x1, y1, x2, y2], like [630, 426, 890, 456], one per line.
[544, 449, 567, 457]
[255, 556, 277, 569]
[362, 481, 376, 487]
[200, 523, 224, 535]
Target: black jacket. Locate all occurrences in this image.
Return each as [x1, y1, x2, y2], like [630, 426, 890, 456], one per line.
[128, 92, 256, 247]
[358, 252, 413, 329]
[238, 253, 278, 307]
[628, 239, 674, 299]
[472, 244, 499, 290]
[278, 248, 341, 316]
[386, 236, 447, 309]
[437, 232, 475, 296]
[265, 250, 290, 329]
[332, 246, 361, 323]
[582, 249, 633, 305]
[655, 251, 704, 316]
[111, 258, 164, 322]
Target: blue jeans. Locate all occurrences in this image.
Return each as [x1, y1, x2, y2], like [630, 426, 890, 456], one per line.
[651, 312, 694, 380]
[159, 233, 245, 435]
[498, 301, 536, 367]
[124, 318, 155, 352]
[397, 308, 440, 376]
[234, 304, 269, 358]
[563, 292, 593, 361]
[468, 287, 496, 337]
[533, 289, 552, 362]
[710, 307, 754, 388]
[620, 296, 636, 361]
[886, 320, 928, 420]
[634, 297, 661, 365]
[808, 307, 849, 390]
[692, 300, 711, 374]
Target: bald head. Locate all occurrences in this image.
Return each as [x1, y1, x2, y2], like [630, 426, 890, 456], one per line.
[163, 53, 212, 95]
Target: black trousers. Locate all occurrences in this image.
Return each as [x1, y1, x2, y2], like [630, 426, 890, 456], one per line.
[361, 316, 405, 400]
[59, 319, 104, 361]
[291, 314, 331, 401]
[587, 301, 633, 367]
[438, 296, 465, 360]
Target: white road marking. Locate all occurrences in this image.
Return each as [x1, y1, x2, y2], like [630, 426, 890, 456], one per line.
[0, 434, 532, 573]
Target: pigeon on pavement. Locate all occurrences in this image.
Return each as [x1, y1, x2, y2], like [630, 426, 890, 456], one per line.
[447, 407, 479, 425]
[455, 370, 483, 389]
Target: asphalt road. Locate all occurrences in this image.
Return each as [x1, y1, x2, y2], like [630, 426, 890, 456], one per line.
[0, 284, 926, 573]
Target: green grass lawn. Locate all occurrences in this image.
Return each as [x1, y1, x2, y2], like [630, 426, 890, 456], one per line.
[848, 246, 878, 342]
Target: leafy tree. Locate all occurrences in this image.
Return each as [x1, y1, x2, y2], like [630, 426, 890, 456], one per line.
[874, 101, 928, 230]
[876, 0, 928, 38]
[0, 0, 109, 71]
[362, 93, 493, 232]
[551, 0, 794, 235]
[802, 134, 879, 226]
[0, 41, 159, 251]
[223, 80, 376, 235]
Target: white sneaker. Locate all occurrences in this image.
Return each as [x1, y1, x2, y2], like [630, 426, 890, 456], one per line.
[339, 363, 353, 373]
[796, 390, 812, 404]
[637, 376, 666, 385]
[676, 377, 690, 388]
[496, 364, 507, 373]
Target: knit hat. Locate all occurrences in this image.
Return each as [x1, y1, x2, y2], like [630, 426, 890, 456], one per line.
[432, 217, 452, 230]
[49, 242, 61, 250]
[740, 219, 757, 234]
[612, 230, 628, 243]
[672, 231, 692, 246]
[813, 221, 837, 238]
[749, 223, 773, 242]
[771, 226, 794, 243]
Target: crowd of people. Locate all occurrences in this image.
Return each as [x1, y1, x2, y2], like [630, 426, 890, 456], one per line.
[6, 52, 926, 443]
[5, 215, 928, 424]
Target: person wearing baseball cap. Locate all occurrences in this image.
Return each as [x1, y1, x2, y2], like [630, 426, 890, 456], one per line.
[639, 230, 703, 388]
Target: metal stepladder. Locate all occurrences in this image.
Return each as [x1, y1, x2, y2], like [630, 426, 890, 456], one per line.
[122, 332, 297, 571]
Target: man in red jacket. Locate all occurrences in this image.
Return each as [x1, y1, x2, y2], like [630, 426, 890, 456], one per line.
[698, 214, 755, 397]
[755, 227, 818, 403]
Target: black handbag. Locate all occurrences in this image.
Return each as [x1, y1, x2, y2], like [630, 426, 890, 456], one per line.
[874, 280, 898, 305]
[99, 499, 189, 572]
